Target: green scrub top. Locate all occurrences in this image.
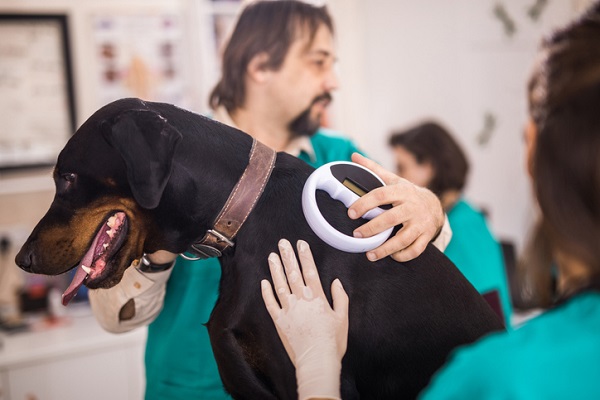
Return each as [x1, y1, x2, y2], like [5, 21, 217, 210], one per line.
[445, 199, 513, 328]
[144, 130, 361, 399]
[420, 291, 600, 399]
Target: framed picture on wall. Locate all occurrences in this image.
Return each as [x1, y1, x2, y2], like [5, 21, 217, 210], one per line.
[0, 14, 76, 170]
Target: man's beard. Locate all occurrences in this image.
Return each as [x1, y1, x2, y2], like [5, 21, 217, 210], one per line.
[288, 93, 332, 138]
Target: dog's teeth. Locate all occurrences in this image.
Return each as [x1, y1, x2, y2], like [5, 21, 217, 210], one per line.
[106, 229, 114, 238]
[103, 243, 109, 249]
[81, 265, 92, 274]
[107, 216, 116, 228]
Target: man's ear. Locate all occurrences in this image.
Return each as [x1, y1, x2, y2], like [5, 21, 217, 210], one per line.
[102, 109, 182, 209]
[247, 52, 272, 83]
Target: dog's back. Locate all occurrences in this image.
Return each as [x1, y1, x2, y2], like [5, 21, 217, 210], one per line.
[339, 247, 500, 398]
[208, 152, 504, 399]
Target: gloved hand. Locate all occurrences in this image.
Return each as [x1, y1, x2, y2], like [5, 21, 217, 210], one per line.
[261, 239, 349, 400]
[349, 152, 446, 262]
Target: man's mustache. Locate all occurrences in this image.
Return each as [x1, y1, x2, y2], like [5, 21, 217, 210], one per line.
[288, 93, 333, 138]
[311, 92, 332, 106]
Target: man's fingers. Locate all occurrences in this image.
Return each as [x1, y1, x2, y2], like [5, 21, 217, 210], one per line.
[366, 230, 430, 262]
[364, 225, 420, 261]
[268, 252, 291, 308]
[261, 279, 282, 321]
[348, 181, 413, 221]
[389, 236, 429, 262]
[352, 205, 405, 239]
[296, 240, 326, 299]
[347, 186, 393, 221]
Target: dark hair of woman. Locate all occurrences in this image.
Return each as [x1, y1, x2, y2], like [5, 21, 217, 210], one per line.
[523, 2, 600, 306]
[388, 121, 469, 198]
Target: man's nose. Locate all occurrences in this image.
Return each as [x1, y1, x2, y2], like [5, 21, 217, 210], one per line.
[323, 67, 339, 92]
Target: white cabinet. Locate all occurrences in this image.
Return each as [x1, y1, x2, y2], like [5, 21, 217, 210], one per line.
[0, 307, 146, 400]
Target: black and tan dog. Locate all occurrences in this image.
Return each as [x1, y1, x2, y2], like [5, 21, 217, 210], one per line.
[16, 98, 503, 399]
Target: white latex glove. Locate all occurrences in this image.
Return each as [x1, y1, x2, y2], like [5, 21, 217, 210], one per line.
[348, 153, 445, 263]
[261, 239, 349, 400]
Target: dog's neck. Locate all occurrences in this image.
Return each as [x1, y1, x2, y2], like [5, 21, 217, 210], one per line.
[147, 117, 260, 254]
[184, 139, 276, 260]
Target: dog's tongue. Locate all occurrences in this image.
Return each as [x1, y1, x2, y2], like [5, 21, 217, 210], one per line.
[62, 229, 102, 306]
[62, 266, 89, 306]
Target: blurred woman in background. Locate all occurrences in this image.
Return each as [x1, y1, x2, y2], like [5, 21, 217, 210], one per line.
[389, 121, 512, 327]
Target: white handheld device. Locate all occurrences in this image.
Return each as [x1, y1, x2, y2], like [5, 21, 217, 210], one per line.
[302, 161, 393, 253]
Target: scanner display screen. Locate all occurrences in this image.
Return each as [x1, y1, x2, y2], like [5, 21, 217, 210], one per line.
[343, 178, 368, 197]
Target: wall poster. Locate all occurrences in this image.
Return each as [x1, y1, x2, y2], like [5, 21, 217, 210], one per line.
[0, 14, 76, 169]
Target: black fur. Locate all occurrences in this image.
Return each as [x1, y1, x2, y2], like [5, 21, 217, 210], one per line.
[16, 98, 504, 399]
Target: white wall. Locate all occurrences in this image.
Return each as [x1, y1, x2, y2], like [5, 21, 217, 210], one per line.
[329, 0, 589, 250]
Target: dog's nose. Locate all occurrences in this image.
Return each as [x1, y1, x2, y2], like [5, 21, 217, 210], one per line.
[15, 247, 34, 272]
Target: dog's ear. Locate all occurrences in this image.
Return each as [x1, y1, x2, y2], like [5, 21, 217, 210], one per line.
[103, 109, 182, 209]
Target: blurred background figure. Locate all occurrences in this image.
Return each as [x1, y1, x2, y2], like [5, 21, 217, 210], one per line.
[389, 121, 513, 327]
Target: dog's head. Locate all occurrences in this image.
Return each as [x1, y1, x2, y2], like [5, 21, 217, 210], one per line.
[15, 99, 183, 302]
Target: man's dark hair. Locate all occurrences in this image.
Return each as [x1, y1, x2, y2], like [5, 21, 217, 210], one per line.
[388, 121, 469, 197]
[209, 0, 334, 112]
[524, 1, 600, 305]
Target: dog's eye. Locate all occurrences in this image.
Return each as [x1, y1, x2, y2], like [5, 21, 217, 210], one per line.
[58, 173, 77, 192]
[62, 173, 76, 183]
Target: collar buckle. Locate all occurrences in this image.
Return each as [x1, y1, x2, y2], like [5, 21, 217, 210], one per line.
[206, 229, 235, 248]
[181, 243, 222, 261]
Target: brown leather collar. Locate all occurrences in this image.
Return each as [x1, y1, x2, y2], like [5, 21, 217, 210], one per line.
[181, 139, 276, 260]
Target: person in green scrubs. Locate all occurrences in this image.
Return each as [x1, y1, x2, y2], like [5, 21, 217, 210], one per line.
[261, 2, 600, 399]
[389, 122, 513, 327]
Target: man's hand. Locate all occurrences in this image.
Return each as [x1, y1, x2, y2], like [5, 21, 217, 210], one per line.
[349, 153, 445, 262]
